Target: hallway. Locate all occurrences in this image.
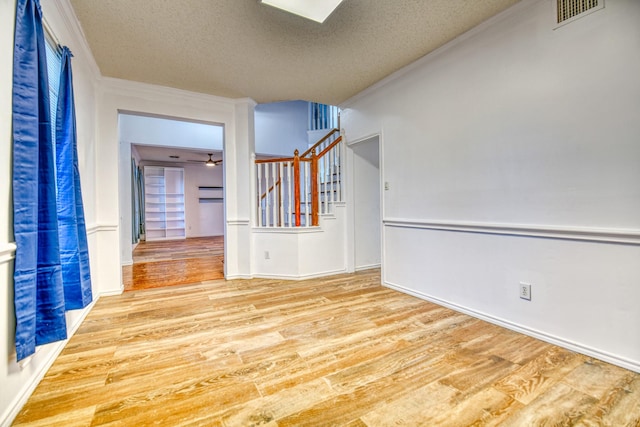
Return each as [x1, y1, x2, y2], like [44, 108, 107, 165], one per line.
[122, 236, 224, 291]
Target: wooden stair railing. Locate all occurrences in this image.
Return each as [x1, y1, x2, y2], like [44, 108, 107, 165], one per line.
[301, 128, 339, 158]
[256, 132, 342, 228]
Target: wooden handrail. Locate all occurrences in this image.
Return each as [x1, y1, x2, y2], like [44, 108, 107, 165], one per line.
[256, 157, 313, 164]
[260, 178, 281, 200]
[317, 135, 342, 158]
[301, 128, 339, 158]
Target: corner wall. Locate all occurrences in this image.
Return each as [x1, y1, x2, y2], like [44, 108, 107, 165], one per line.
[341, 0, 640, 372]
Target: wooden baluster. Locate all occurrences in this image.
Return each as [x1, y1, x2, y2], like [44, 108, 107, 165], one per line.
[271, 162, 277, 227]
[293, 150, 301, 227]
[304, 161, 310, 227]
[265, 163, 271, 227]
[311, 149, 319, 226]
[317, 156, 327, 214]
[336, 137, 342, 202]
[286, 162, 292, 227]
[278, 162, 284, 227]
[257, 163, 263, 227]
[329, 146, 334, 210]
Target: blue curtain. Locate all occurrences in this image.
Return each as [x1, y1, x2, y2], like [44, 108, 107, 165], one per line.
[12, 0, 67, 361]
[131, 158, 139, 243]
[55, 47, 93, 310]
[138, 166, 145, 236]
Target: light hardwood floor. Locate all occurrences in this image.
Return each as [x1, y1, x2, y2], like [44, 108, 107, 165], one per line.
[13, 269, 640, 426]
[123, 236, 224, 291]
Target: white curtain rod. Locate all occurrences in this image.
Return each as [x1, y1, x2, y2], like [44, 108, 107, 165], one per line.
[41, 15, 62, 48]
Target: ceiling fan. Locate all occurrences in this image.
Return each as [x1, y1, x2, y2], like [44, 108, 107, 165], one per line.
[187, 153, 222, 167]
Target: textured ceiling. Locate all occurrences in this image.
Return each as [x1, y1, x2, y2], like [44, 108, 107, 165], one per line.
[69, 0, 520, 105]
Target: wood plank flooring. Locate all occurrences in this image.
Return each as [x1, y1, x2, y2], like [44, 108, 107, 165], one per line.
[13, 269, 640, 426]
[123, 236, 224, 291]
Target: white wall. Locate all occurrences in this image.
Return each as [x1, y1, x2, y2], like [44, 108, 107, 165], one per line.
[120, 114, 224, 151]
[252, 206, 347, 279]
[351, 137, 381, 271]
[341, 0, 640, 372]
[183, 163, 224, 237]
[255, 100, 309, 156]
[1, 0, 102, 424]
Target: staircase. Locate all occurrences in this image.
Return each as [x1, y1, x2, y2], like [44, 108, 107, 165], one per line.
[256, 128, 343, 228]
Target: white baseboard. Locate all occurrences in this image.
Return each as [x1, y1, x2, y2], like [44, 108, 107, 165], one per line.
[355, 263, 381, 272]
[253, 268, 347, 281]
[2, 297, 99, 427]
[100, 286, 124, 297]
[384, 280, 640, 374]
[224, 274, 253, 280]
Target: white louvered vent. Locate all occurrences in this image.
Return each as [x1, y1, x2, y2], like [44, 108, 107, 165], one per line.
[556, 0, 604, 26]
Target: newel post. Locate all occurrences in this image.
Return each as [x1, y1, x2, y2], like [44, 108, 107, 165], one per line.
[310, 149, 319, 226]
[293, 149, 301, 227]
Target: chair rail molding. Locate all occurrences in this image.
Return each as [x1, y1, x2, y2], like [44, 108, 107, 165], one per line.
[0, 242, 17, 264]
[383, 218, 640, 245]
[86, 223, 118, 236]
[227, 219, 251, 226]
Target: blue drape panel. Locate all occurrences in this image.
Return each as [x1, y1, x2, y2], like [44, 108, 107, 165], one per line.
[131, 162, 146, 243]
[55, 47, 93, 310]
[131, 158, 139, 243]
[138, 166, 145, 236]
[12, 0, 67, 361]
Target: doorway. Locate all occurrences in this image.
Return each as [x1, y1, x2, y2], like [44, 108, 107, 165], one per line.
[351, 136, 381, 271]
[118, 112, 226, 290]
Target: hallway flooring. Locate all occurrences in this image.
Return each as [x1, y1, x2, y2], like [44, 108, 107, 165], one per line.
[13, 269, 640, 426]
[122, 236, 224, 291]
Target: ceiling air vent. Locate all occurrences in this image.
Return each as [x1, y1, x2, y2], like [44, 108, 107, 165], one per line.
[556, 0, 604, 26]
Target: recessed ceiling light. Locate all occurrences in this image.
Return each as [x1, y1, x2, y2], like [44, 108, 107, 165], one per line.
[260, 0, 344, 23]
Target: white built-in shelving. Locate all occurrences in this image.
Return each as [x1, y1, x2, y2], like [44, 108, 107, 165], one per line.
[144, 166, 186, 241]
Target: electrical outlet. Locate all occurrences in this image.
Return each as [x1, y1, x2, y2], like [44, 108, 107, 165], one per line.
[519, 282, 531, 301]
[264, 251, 270, 260]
